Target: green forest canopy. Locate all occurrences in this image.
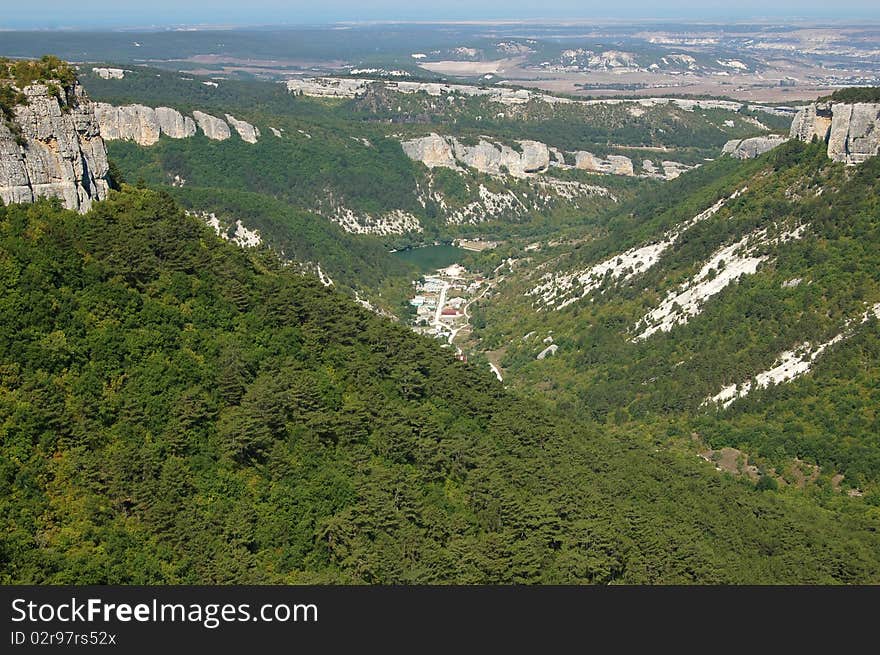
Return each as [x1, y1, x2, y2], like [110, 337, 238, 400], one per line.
[1, 188, 879, 584]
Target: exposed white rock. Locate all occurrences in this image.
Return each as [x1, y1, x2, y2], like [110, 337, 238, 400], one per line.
[401, 133, 550, 177]
[791, 101, 880, 165]
[828, 103, 880, 164]
[95, 103, 260, 144]
[660, 160, 694, 180]
[573, 151, 634, 176]
[401, 133, 459, 169]
[722, 135, 788, 159]
[284, 76, 793, 118]
[192, 111, 231, 141]
[92, 67, 127, 80]
[548, 146, 566, 165]
[225, 114, 260, 143]
[789, 102, 833, 142]
[447, 184, 524, 225]
[452, 137, 549, 178]
[633, 224, 807, 340]
[314, 263, 334, 287]
[532, 177, 615, 202]
[198, 211, 262, 247]
[537, 344, 559, 360]
[269, 127, 283, 138]
[324, 207, 422, 235]
[155, 107, 196, 139]
[94, 102, 160, 145]
[1, 82, 110, 213]
[707, 303, 880, 407]
[531, 188, 747, 309]
[287, 77, 371, 98]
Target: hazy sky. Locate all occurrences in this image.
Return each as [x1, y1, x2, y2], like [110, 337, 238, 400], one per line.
[3, 0, 879, 29]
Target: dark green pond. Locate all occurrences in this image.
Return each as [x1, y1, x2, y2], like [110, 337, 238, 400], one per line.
[391, 244, 466, 272]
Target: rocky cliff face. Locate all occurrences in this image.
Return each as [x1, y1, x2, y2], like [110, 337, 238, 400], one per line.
[453, 138, 550, 177]
[0, 82, 110, 213]
[157, 107, 197, 139]
[401, 133, 550, 178]
[573, 151, 635, 176]
[400, 134, 458, 169]
[790, 101, 880, 164]
[94, 103, 161, 145]
[225, 114, 260, 143]
[400, 133, 694, 180]
[94, 103, 259, 144]
[722, 135, 788, 159]
[192, 111, 231, 141]
[789, 103, 833, 143]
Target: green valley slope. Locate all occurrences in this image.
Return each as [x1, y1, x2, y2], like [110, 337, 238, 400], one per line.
[2, 188, 879, 583]
[464, 141, 880, 496]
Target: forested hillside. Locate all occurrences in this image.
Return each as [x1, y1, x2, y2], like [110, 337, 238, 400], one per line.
[465, 141, 880, 497]
[2, 189, 879, 583]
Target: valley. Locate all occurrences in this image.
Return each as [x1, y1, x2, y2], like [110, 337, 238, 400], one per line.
[2, 39, 880, 586]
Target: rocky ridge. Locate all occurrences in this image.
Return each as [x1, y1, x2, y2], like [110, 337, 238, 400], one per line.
[722, 135, 789, 159]
[1, 82, 110, 212]
[285, 77, 797, 118]
[790, 101, 880, 164]
[401, 132, 693, 180]
[93, 103, 260, 145]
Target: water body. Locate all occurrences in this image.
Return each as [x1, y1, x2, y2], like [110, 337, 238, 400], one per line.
[392, 244, 466, 273]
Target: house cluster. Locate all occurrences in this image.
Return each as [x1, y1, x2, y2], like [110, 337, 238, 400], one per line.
[409, 264, 481, 342]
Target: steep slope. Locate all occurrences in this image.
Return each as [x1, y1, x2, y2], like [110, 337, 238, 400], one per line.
[0, 57, 111, 212]
[2, 188, 879, 584]
[790, 97, 880, 164]
[464, 140, 880, 494]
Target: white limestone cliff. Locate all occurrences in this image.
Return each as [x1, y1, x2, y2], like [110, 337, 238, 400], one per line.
[401, 134, 459, 169]
[94, 102, 161, 145]
[790, 101, 880, 165]
[225, 114, 260, 144]
[1, 82, 110, 213]
[400, 133, 551, 178]
[192, 111, 231, 141]
[722, 135, 788, 159]
[573, 151, 634, 176]
[94, 104, 254, 144]
[156, 107, 197, 139]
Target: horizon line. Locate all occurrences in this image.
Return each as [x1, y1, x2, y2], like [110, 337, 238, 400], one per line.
[3, 15, 880, 32]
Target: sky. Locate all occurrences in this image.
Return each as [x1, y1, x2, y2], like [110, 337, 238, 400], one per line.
[2, 0, 879, 29]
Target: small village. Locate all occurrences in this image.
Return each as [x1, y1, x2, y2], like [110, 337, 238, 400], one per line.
[407, 263, 486, 356]
[405, 240, 514, 382]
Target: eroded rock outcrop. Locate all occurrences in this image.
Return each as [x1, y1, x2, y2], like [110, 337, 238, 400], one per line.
[722, 135, 788, 159]
[827, 103, 880, 164]
[401, 133, 549, 177]
[225, 114, 260, 144]
[94, 102, 160, 145]
[95, 103, 259, 144]
[1, 82, 110, 213]
[790, 101, 880, 165]
[790, 103, 833, 143]
[400, 132, 696, 180]
[573, 151, 634, 176]
[192, 111, 231, 141]
[156, 107, 197, 139]
[452, 138, 550, 177]
[92, 67, 127, 80]
[401, 134, 459, 169]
